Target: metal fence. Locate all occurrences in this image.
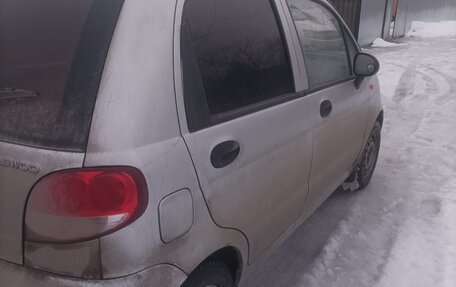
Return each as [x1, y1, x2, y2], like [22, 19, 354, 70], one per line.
[330, 0, 456, 46]
[357, 0, 388, 46]
[394, 0, 456, 37]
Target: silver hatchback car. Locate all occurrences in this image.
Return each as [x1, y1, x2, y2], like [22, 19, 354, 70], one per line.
[0, 0, 383, 286]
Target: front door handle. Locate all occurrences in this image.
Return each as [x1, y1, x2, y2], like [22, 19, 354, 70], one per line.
[320, 100, 333, 118]
[211, 140, 241, 169]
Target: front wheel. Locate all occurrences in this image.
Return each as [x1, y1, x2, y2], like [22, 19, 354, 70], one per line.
[182, 261, 235, 287]
[356, 121, 381, 190]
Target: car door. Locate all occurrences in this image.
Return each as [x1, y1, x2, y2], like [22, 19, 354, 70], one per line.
[175, 0, 317, 262]
[283, 0, 369, 207]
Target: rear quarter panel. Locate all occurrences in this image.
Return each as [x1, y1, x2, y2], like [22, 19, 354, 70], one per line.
[84, 0, 248, 279]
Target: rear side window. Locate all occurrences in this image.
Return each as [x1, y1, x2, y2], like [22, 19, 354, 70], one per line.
[0, 0, 124, 151]
[286, 0, 350, 89]
[181, 0, 294, 131]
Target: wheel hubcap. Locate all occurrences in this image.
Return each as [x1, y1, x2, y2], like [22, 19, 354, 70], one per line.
[362, 136, 377, 175]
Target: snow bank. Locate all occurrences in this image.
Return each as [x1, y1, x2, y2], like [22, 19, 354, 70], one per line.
[371, 38, 403, 48]
[407, 21, 456, 38]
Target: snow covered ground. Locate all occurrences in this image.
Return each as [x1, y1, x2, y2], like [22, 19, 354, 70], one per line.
[244, 27, 456, 286]
[371, 38, 404, 48]
[407, 21, 456, 38]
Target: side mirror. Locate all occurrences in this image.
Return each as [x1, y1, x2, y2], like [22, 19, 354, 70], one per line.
[354, 53, 380, 77]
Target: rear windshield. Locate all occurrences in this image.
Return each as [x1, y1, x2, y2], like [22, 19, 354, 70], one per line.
[0, 0, 124, 151]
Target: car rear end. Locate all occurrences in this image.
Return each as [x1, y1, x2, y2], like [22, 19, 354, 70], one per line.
[0, 0, 187, 285]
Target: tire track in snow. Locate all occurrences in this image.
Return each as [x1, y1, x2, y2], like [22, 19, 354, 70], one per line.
[425, 67, 456, 106]
[376, 179, 456, 287]
[392, 63, 418, 104]
[373, 38, 456, 286]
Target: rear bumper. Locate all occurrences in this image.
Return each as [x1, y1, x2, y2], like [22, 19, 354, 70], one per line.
[0, 259, 187, 287]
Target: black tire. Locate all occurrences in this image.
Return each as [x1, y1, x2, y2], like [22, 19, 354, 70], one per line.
[356, 121, 381, 190]
[182, 261, 235, 287]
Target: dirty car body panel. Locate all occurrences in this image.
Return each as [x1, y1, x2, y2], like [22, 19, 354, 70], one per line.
[0, 0, 383, 286]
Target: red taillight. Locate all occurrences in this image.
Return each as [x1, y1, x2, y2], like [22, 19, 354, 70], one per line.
[25, 167, 148, 243]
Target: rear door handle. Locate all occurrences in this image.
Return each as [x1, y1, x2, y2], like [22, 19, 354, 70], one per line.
[211, 140, 240, 169]
[320, 100, 333, 118]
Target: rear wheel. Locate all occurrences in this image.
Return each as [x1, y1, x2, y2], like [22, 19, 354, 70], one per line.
[182, 260, 235, 287]
[356, 121, 381, 190]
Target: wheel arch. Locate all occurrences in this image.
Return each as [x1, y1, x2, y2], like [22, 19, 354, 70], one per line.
[189, 246, 243, 284]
